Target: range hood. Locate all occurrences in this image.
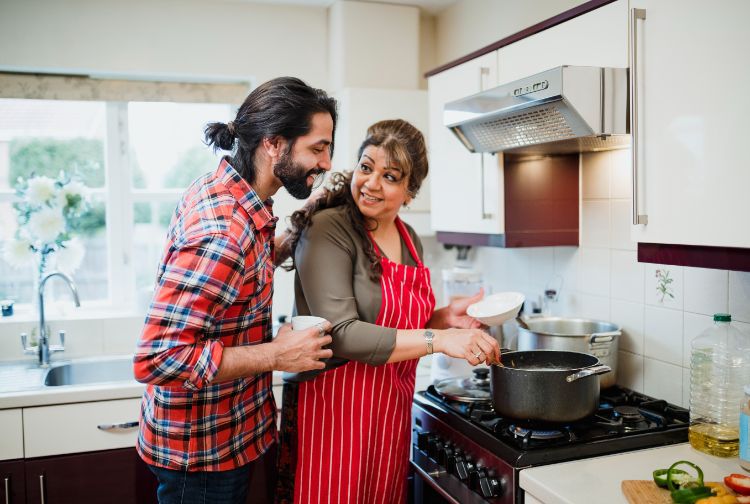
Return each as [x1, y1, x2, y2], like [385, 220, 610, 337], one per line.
[444, 66, 629, 155]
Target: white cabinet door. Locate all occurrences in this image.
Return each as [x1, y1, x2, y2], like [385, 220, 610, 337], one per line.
[24, 398, 141, 457]
[498, 0, 628, 84]
[629, 0, 750, 248]
[0, 409, 23, 460]
[429, 52, 503, 234]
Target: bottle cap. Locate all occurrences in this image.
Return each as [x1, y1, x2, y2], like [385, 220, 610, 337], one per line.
[713, 313, 731, 322]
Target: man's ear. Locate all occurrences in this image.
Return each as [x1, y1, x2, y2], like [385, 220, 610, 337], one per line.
[260, 136, 288, 161]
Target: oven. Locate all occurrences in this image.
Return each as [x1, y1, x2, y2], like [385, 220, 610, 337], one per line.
[410, 385, 689, 503]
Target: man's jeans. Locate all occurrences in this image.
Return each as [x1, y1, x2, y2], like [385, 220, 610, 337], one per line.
[148, 444, 277, 504]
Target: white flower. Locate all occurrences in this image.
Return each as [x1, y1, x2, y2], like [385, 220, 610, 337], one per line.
[53, 237, 85, 273]
[25, 176, 58, 205]
[2, 238, 35, 268]
[56, 180, 88, 209]
[28, 206, 65, 243]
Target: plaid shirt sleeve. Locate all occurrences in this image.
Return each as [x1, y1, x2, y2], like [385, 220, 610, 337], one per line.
[133, 232, 246, 391]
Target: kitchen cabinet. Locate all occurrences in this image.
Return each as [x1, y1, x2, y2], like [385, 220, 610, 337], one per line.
[498, 0, 628, 84]
[629, 0, 750, 250]
[23, 398, 140, 458]
[0, 409, 23, 460]
[428, 51, 504, 235]
[0, 459, 25, 504]
[24, 448, 157, 504]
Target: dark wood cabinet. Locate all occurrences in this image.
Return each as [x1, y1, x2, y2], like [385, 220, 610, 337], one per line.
[22, 448, 157, 504]
[0, 459, 26, 504]
[436, 153, 580, 248]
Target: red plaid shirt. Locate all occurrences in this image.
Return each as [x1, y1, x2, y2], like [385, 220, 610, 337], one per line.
[134, 158, 277, 471]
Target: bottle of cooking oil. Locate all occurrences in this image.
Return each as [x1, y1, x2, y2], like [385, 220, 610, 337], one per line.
[689, 313, 750, 457]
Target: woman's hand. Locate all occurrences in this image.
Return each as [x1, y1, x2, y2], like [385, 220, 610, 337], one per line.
[443, 289, 484, 329]
[434, 327, 500, 366]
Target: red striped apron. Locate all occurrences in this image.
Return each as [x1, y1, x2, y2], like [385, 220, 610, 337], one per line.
[294, 217, 435, 504]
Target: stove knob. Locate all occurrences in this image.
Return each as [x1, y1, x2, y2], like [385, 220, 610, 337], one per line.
[479, 476, 502, 498]
[464, 456, 476, 475]
[446, 448, 461, 474]
[416, 431, 432, 451]
[428, 436, 442, 459]
[469, 466, 485, 490]
[438, 443, 454, 467]
[453, 456, 470, 481]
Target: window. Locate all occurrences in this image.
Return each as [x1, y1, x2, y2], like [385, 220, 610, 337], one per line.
[128, 102, 234, 298]
[0, 99, 109, 303]
[0, 75, 243, 313]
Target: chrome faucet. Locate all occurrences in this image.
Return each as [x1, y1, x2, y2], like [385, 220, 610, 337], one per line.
[20, 272, 80, 367]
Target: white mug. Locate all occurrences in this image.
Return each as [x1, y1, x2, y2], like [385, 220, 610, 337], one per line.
[291, 315, 328, 331]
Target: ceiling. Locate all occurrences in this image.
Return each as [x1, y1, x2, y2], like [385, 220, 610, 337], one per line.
[239, 0, 457, 15]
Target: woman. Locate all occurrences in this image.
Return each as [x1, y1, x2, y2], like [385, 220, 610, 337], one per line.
[277, 119, 500, 504]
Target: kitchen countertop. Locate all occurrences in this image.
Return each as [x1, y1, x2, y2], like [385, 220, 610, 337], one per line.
[0, 357, 286, 409]
[520, 443, 746, 504]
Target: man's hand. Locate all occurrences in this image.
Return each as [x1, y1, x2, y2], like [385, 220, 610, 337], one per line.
[271, 322, 334, 372]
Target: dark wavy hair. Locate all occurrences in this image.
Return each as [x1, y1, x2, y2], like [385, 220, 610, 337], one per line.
[204, 76, 337, 184]
[285, 119, 429, 281]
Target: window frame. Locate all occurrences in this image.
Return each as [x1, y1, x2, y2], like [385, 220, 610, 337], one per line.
[0, 98, 236, 313]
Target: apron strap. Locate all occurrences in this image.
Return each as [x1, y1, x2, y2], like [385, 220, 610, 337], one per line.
[366, 218, 422, 266]
[395, 217, 423, 267]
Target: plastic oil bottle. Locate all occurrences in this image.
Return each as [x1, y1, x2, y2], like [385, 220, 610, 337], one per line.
[689, 313, 750, 457]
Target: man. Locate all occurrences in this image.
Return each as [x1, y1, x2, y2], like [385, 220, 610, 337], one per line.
[133, 77, 337, 503]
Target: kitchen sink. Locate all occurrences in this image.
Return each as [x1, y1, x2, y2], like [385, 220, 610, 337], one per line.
[44, 357, 135, 387]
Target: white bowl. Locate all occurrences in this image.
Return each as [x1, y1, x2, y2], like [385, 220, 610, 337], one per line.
[466, 292, 525, 326]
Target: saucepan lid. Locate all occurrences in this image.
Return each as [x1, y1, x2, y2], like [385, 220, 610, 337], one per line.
[434, 368, 491, 402]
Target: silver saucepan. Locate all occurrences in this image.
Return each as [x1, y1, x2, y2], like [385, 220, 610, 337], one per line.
[516, 317, 621, 389]
[491, 350, 611, 422]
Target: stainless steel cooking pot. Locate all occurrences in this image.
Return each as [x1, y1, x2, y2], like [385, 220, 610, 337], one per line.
[517, 317, 620, 388]
[491, 350, 611, 422]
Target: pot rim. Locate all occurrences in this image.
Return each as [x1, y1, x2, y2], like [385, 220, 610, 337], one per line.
[519, 316, 621, 338]
[493, 349, 602, 373]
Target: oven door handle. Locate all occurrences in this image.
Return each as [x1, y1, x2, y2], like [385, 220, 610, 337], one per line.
[410, 460, 462, 504]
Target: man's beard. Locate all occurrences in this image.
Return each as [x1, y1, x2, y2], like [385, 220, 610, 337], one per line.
[273, 151, 323, 200]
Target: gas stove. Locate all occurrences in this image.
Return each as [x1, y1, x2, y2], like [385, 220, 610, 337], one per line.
[411, 385, 689, 504]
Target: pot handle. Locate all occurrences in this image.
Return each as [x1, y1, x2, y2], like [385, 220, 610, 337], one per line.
[590, 330, 621, 344]
[515, 316, 530, 330]
[565, 364, 612, 383]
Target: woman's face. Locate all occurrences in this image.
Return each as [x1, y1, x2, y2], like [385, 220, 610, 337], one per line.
[351, 145, 411, 226]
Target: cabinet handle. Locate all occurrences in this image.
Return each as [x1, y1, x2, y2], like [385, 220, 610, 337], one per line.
[478, 66, 490, 92]
[478, 67, 492, 220]
[480, 155, 492, 220]
[629, 7, 648, 225]
[97, 421, 139, 431]
[4, 476, 9, 504]
[39, 474, 45, 504]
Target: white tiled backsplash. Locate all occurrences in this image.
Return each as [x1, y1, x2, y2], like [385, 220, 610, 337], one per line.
[419, 149, 750, 408]
[2, 149, 749, 408]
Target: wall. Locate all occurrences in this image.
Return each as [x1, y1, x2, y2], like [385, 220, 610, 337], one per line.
[419, 149, 750, 407]
[434, 0, 588, 66]
[0, 0, 329, 87]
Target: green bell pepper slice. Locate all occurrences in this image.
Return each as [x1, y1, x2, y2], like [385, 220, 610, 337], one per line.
[669, 486, 713, 504]
[653, 468, 691, 488]
[666, 461, 704, 492]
